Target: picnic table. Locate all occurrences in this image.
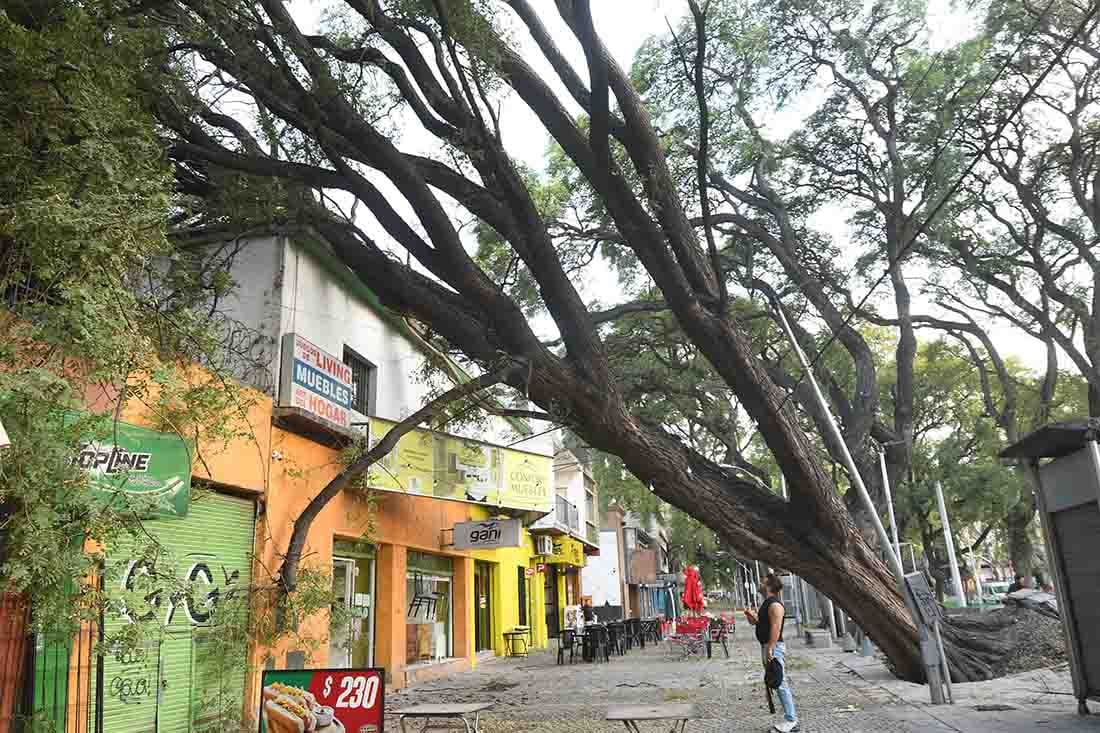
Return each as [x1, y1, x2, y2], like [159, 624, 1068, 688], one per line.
[393, 702, 492, 733]
[607, 703, 697, 732]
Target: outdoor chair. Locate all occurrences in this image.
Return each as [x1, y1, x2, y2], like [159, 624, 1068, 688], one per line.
[706, 617, 731, 659]
[583, 626, 610, 663]
[666, 630, 707, 661]
[607, 622, 626, 656]
[557, 629, 578, 665]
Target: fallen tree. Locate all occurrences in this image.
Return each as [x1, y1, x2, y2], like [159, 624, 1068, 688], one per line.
[142, 0, 1055, 680]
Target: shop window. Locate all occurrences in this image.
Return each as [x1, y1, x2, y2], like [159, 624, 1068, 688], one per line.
[517, 567, 528, 626]
[406, 552, 453, 665]
[342, 346, 375, 415]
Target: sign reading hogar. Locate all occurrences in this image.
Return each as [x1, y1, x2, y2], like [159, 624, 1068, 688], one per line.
[280, 333, 355, 428]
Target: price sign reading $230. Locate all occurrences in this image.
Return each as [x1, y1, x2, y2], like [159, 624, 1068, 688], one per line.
[323, 674, 381, 709]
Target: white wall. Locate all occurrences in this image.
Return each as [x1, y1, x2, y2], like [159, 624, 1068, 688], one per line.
[582, 530, 623, 606]
[278, 239, 433, 423]
[198, 235, 285, 395]
[216, 236, 553, 459]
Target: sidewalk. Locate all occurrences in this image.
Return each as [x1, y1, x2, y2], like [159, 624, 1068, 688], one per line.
[837, 644, 1099, 732]
[384, 632, 1099, 731]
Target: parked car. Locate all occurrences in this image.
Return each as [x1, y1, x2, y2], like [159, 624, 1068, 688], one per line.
[980, 580, 1011, 606]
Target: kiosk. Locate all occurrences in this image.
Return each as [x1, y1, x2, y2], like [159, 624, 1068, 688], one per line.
[1001, 418, 1100, 715]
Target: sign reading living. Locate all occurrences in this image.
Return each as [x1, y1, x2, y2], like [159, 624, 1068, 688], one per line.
[280, 333, 355, 428]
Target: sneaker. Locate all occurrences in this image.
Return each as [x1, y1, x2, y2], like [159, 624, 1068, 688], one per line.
[773, 721, 800, 732]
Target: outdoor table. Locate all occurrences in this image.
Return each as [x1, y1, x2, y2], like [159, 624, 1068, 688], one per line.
[503, 625, 530, 657]
[606, 703, 697, 732]
[393, 702, 493, 733]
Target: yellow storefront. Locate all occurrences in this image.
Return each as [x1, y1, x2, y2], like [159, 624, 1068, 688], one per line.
[542, 537, 586, 633]
[467, 515, 549, 658]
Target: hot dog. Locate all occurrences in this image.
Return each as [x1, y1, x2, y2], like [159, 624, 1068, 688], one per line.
[262, 682, 317, 708]
[263, 694, 317, 733]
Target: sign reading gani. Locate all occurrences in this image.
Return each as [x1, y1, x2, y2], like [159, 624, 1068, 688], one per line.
[68, 413, 193, 518]
[369, 417, 551, 514]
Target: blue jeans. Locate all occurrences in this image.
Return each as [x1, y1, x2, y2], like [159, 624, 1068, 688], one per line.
[762, 642, 798, 722]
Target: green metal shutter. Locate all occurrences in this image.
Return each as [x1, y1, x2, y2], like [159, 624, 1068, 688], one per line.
[98, 491, 256, 733]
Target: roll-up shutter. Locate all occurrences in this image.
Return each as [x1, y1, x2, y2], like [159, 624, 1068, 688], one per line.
[97, 491, 255, 733]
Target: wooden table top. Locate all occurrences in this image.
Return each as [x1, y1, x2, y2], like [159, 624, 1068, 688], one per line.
[393, 703, 493, 716]
[606, 704, 697, 721]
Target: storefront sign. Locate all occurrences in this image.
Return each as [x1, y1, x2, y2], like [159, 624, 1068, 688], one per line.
[525, 567, 536, 578]
[279, 333, 355, 429]
[71, 415, 192, 517]
[260, 668, 385, 733]
[451, 519, 522, 550]
[369, 417, 552, 514]
[500, 452, 550, 510]
[542, 537, 585, 567]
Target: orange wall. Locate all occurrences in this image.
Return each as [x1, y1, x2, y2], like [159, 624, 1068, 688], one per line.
[256, 425, 491, 686]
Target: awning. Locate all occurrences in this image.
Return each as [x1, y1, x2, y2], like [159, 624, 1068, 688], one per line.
[1000, 418, 1100, 460]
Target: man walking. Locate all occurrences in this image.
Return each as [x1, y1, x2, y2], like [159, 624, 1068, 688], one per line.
[745, 574, 799, 732]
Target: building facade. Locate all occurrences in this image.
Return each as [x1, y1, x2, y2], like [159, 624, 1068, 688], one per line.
[529, 449, 601, 635]
[24, 234, 574, 731]
[581, 503, 630, 621]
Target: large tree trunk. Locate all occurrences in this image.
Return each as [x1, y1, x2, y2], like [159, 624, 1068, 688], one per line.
[1005, 498, 1035, 579]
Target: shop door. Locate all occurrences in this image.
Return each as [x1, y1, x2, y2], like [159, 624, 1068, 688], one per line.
[95, 491, 255, 733]
[329, 556, 375, 668]
[473, 562, 493, 652]
[544, 566, 559, 637]
[330, 559, 356, 667]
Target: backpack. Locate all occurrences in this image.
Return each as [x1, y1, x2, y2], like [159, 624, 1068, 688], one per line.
[765, 657, 784, 689]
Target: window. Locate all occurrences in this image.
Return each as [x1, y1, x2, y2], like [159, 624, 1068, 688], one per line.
[517, 567, 528, 626]
[342, 347, 374, 415]
[405, 552, 454, 665]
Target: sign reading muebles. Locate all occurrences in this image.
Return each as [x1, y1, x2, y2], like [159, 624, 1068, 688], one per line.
[279, 333, 355, 429]
[452, 519, 522, 550]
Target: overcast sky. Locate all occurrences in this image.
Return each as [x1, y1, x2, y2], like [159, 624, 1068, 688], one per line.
[286, 0, 1047, 373]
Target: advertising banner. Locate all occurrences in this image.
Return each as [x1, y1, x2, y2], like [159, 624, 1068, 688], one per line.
[543, 537, 585, 567]
[280, 333, 355, 429]
[70, 413, 192, 517]
[370, 424, 434, 495]
[434, 435, 501, 502]
[369, 418, 552, 514]
[498, 451, 550, 510]
[260, 668, 384, 733]
[451, 519, 522, 550]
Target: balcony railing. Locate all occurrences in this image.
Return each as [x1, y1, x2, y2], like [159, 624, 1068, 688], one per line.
[531, 494, 580, 534]
[565, 497, 580, 533]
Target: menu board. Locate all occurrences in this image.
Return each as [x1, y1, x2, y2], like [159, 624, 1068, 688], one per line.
[259, 668, 384, 733]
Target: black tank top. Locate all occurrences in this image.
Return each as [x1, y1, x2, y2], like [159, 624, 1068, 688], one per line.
[755, 596, 785, 644]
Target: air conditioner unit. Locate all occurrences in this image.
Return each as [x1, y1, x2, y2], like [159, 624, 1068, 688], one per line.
[535, 536, 554, 555]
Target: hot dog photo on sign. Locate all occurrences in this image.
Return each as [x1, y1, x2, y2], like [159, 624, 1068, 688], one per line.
[260, 670, 384, 733]
[262, 682, 345, 733]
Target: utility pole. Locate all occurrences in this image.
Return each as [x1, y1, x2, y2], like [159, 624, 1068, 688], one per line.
[774, 302, 947, 704]
[878, 448, 901, 563]
[935, 480, 966, 607]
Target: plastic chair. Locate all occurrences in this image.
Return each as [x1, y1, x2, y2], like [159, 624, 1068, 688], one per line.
[557, 629, 577, 665]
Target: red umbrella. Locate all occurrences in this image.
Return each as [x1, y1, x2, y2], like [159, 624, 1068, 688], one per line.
[682, 566, 705, 615]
